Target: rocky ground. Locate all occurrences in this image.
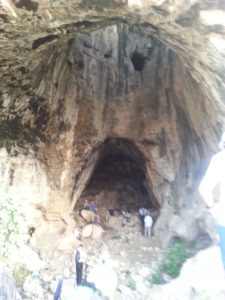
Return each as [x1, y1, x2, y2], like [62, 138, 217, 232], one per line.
[15, 207, 164, 300]
[1, 183, 224, 300]
[4, 203, 225, 300]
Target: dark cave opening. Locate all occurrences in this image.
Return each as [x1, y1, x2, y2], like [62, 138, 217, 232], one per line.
[77, 138, 158, 213]
[130, 51, 146, 72]
[13, 0, 39, 11]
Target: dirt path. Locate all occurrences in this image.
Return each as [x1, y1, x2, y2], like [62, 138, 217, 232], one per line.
[79, 215, 164, 299]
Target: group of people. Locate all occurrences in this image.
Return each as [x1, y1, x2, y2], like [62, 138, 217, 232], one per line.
[79, 199, 102, 226]
[82, 200, 98, 214]
[114, 205, 154, 238]
[80, 199, 154, 239]
[78, 131, 225, 274]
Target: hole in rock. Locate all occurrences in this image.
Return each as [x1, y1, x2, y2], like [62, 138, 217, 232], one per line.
[130, 51, 145, 71]
[28, 226, 35, 237]
[13, 0, 38, 11]
[32, 34, 58, 50]
[77, 138, 159, 217]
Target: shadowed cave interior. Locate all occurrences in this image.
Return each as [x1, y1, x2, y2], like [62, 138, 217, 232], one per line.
[76, 138, 159, 214]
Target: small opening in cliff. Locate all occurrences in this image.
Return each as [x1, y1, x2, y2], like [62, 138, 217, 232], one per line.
[131, 51, 145, 71]
[76, 138, 159, 213]
[13, 0, 38, 11]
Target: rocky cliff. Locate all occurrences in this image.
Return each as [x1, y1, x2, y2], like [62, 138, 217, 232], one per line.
[1, 0, 225, 254]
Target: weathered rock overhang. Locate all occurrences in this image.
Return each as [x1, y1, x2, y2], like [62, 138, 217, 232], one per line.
[1, 1, 225, 250]
[1, 1, 225, 148]
[0, 1, 225, 95]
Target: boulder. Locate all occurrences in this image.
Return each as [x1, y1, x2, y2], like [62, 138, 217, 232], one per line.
[82, 224, 104, 239]
[30, 220, 67, 257]
[87, 261, 117, 299]
[14, 244, 45, 272]
[82, 224, 93, 238]
[53, 232, 80, 256]
[92, 224, 104, 239]
[60, 280, 96, 300]
[150, 246, 225, 300]
[80, 210, 96, 223]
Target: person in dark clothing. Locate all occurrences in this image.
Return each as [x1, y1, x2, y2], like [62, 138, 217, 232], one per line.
[53, 278, 63, 300]
[109, 208, 114, 216]
[89, 201, 97, 213]
[75, 245, 86, 286]
[53, 267, 70, 300]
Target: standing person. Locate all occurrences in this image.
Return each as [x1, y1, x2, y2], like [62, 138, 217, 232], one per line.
[106, 207, 114, 222]
[144, 214, 153, 238]
[122, 209, 131, 227]
[199, 131, 225, 271]
[54, 278, 63, 300]
[75, 245, 86, 286]
[139, 207, 148, 227]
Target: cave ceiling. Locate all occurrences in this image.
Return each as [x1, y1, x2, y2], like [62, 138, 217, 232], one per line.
[1, 0, 225, 100]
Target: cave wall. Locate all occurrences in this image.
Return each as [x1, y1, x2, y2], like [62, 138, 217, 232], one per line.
[0, 24, 220, 248]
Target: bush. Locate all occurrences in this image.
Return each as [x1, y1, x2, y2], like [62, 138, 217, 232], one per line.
[127, 277, 136, 290]
[12, 265, 30, 286]
[151, 272, 164, 285]
[0, 186, 26, 258]
[151, 241, 188, 284]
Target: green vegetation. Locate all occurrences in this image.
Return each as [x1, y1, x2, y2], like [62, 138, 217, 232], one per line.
[151, 272, 163, 285]
[127, 277, 136, 290]
[0, 186, 26, 258]
[110, 231, 121, 240]
[13, 265, 30, 286]
[151, 241, 188, 284]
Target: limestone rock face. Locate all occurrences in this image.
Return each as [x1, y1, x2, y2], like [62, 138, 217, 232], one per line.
[1, 0, 225, 253]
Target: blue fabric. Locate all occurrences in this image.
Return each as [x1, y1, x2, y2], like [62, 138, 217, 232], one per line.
[54, 279, 63, 300]
[216, 225, 225, 270]
[89, 204, 97, 213]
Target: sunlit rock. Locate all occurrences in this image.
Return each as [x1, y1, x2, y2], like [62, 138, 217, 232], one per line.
[82, 224, 104, 239]
[80, 210, 96, 223]
[1, 1, 225, 288]
[150, 246, 225, 300]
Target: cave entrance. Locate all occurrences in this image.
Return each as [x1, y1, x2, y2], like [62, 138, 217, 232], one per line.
[76, 138, 159, 214]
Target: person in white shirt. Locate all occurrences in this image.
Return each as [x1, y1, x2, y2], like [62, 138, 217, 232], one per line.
[144, 214, 153, 238]
[199, 131, 225, 270]
[139, 207, 148, 227]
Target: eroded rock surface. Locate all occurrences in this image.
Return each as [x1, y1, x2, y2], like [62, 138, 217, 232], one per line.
[0, 0, 225, 258]
[0, 23, 221, 251]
